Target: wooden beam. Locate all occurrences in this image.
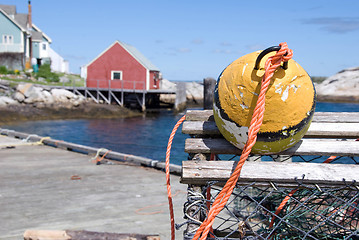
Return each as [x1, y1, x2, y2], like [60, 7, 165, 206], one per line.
[184, 110, 359, 123]
[312, 112, 359, 123]
[24, 230, 160, 240]
[110, 91, 123, 106]
[181, 160, 359, 187]
[182, 121, 359, 138]
[98, 90, 110, 104]
[85, 90, 99, 103]
[74, 89, 85, 98]
[0, 128, 182, 175]
[185, 138, 359, 156]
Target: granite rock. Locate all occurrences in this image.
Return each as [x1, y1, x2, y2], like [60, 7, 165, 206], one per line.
[316, 67, 359, 102]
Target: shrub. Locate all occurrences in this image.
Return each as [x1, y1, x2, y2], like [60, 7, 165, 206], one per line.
[0, 66, 8, 74]
[35, 64, 59, 82]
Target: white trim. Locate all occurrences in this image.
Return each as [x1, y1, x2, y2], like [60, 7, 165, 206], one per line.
[32, 24, 52, 43]
[85, 41, 119, 68]
[20, 31, 24, 53]
[85, 40, 158, 72]
[111, 70, 123, 80]
[146, 69, 150, 90]
[0, 9, 26, 32]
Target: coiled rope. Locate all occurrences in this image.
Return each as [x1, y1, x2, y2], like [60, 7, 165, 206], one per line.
[165, 42, 293, 240]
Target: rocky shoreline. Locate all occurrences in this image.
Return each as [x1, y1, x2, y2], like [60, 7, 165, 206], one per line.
[0, 81, 141, 124]
[1, 66, 358, 124]
[0, 103, 140, 124]
[315, 67, 359, 103]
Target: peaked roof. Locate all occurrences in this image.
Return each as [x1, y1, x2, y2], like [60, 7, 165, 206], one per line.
[0, 7, 26, 32]
[13, 13, 28, 29]
[0, 4, 16, 15]
[87, 40, 160, 71]
[120, 41, 160, 71]
[0, 4, 52, 43]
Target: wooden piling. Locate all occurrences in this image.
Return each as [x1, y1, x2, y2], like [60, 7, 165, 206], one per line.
[174, 82, 186, 112]
[203, 77, 216, 110]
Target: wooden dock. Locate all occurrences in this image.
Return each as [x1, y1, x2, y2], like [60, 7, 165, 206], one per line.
[0, 133, 186, 240]
[61, 81, 178, 111]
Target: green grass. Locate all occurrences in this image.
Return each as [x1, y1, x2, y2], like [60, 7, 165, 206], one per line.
[1, 74, 85, 88]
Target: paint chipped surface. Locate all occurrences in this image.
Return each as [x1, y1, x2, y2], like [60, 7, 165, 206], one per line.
[240, 103, 249, 109]
[213, 104, 248, 149]
[242, 63, 248, 76]
[214, 50, 315, 153]
[275, 83, 283, 94]
[281, 86, 290, 102]
[290, 84, 299, 93]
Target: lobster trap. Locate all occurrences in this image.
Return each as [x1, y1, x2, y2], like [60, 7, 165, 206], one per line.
[180, 110, 359, 240]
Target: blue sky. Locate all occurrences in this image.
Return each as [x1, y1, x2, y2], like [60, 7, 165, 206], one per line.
[3, 0, 359, 80]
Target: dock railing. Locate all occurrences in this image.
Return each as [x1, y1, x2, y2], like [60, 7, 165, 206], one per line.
[180, 110, 359, 240]
[86, 79, 146, 91]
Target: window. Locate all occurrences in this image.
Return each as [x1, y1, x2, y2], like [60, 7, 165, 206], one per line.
[111, 71, 122, 80]
[42, 43, 47, 50]
[2, 35, 13, 44]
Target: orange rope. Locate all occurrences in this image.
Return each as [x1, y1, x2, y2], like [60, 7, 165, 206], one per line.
[268, 153, 339, 231]
[93, 150, 111, 164]
[192, 42, 293, 240]
[269, 188, 297, 229]
[166, 115, 186, 240]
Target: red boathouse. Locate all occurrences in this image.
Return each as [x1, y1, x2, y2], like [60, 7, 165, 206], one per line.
[85, 41, 161, 91]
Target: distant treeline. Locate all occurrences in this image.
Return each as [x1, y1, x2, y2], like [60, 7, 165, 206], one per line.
[311, 76, 327, 83]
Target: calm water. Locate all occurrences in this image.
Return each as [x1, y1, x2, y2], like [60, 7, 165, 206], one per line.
[2, 102, 359, 165]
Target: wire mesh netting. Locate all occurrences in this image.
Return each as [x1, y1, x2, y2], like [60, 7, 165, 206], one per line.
[180, 155, 359, 240]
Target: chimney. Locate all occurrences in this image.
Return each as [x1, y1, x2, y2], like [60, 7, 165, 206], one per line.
[28, 0, 32, 61]
[28, 0, 32, 29]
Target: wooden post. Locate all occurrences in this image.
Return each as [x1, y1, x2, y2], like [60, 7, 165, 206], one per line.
[174, 82, 186, 112]
[203, 77, 216, 110]
[142, 91, 146, 111]
[24, 230, 160, 240]
[108, 80, 112, 104]
[96, 80, 99, 102]
[121, 80, 124, 105]
[183, 153, 209, 239]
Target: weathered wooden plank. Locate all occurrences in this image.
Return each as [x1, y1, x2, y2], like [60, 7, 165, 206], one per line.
[182, 121, 359, 138]
[182, 120, 220, 135]
[181, 160, 359, 186]
[23, 230, 160, 240]
[312, 112, 359, 123]
[185, 110, 359, 123]
[307, 122, 359, 138]
[185, 109, 213, 121]
[185, 138, 359, 156]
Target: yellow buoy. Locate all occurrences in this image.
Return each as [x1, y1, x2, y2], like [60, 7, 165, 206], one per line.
[213, 47, 316, 154]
